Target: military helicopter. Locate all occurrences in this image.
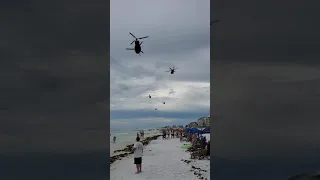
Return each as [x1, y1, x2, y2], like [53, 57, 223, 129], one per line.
[126, 32, 149, 55]
[149, 95, 151, 98]
[166, 67, 178, 74]
[210, 20, 221, 25]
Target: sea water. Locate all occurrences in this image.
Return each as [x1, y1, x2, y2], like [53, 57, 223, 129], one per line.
[110, 129, 160, 155]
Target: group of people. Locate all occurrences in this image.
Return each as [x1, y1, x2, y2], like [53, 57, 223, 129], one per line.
[131, 128, 210, 174]
[186, 132, 210, 156]
[162, 128, 185, 142]
[137, 130, 145, 139]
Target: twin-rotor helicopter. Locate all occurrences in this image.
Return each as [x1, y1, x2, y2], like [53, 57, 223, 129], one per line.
[126, 32, 149, 55]
[166, 67, 178, 74]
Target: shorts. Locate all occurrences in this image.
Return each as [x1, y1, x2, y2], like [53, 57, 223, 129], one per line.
[134, 157, 142, 164]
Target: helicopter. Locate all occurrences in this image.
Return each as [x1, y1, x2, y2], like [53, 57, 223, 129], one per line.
[149, 95, 151, 98]
[210, 20, 221, 25]
[126, 32, 149, 55]
[166, 67, 178, 74]
[162, 102, 166, 104]
[155, 108, 157, 111]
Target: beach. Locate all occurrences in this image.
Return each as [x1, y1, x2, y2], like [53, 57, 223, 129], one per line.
[110, 136, 210, 180]
[110, 129, 161, 156]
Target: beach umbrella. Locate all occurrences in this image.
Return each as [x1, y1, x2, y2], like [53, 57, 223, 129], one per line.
[202, 127, 210, 134]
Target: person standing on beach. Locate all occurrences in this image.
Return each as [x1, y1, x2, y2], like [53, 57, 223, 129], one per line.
[133, 136, 144, 174]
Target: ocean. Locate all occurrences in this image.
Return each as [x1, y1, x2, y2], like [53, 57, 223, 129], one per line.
[110, 128, 161, 155]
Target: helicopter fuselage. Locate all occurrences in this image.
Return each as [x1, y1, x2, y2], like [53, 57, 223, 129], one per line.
[134, 41, 141, 54]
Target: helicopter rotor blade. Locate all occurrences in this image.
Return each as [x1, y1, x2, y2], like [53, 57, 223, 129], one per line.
[141, 51, 144, 53]
[126, 48, 134, 50]
[130, 40, 135, 45]
[138, 36, 149, 39]
[140, 41, 143, 45]
[129, 32, 137, 39]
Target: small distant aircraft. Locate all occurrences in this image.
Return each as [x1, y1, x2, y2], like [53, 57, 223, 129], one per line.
[162, 102, 165, 104]
[210, 20, 221, 25]
[149, 95, 151, 98]
[155, 108, 157, 110]
[126, 32, 149, 55]
[166, 67, 178, 74]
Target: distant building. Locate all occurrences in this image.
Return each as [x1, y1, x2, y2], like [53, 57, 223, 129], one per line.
[187, 122, 198, 128]
[197, 116, 210, 127]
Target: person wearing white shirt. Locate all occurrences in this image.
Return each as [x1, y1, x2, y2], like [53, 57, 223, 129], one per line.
[133, 136, 144, 174]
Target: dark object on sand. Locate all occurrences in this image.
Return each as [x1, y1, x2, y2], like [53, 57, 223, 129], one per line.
[126, 32, 149, 55]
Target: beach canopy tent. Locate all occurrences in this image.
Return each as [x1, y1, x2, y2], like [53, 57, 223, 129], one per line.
[185, 128, 202, 134]
[202, 127, 210, 134]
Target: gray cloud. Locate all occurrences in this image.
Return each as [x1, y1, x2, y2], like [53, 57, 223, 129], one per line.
[110, 0, 210, 127]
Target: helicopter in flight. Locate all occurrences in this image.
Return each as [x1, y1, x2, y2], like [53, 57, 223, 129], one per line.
[210, 20, 221, 25]
[162, 102, 166, 104]
[149, 95, 151, 98]
[126, 32, 149, 55]
[166, 67, 178, 74]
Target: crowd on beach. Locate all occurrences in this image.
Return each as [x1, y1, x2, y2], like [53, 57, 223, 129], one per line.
[161, 127, 210, 156]
[112, 127, 210, 176]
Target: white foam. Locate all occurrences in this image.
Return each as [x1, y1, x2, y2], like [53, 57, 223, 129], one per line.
[110, 137, 210, 180]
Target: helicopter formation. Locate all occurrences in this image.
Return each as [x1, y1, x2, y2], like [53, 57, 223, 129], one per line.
[125, 21, 219, 111]
[125, 32, 178, 110]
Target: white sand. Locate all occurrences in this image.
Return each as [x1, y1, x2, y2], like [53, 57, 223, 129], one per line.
[110, 137, 210, 180]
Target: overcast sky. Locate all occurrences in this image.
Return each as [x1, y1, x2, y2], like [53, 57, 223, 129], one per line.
[110, 0, 210, 129]
[211, 0, 320, 179]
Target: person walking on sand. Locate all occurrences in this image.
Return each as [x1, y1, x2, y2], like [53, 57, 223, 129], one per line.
[133, 136, 144, 174]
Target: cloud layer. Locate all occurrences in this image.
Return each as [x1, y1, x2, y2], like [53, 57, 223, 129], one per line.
[110, 0, 210, 129]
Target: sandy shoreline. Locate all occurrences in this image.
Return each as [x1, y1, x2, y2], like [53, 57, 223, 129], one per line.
[110, 135, 161, 164]
[110, 137, 210, 180]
